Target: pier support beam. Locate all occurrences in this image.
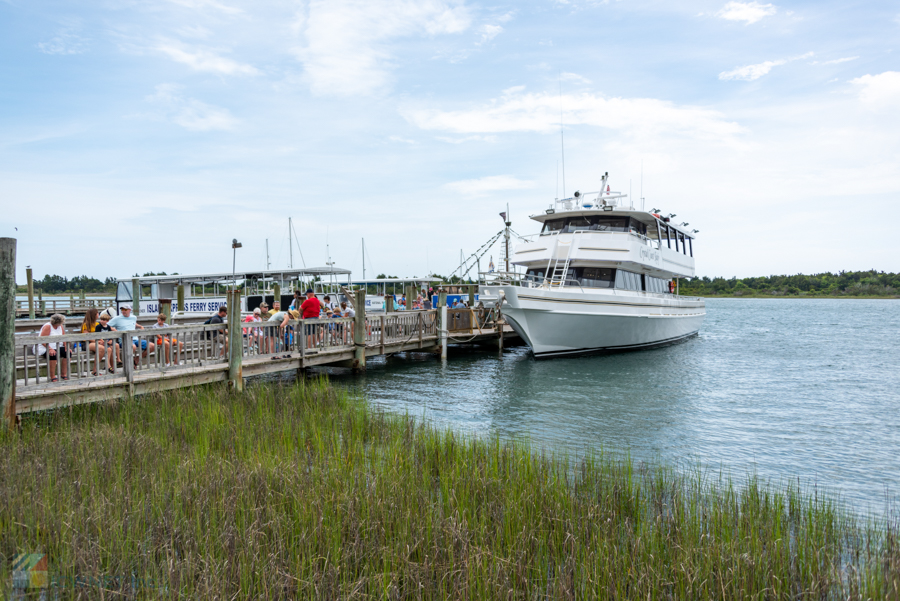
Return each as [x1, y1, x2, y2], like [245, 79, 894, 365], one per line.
[1, 238, 17, 429]
[26, 267, 35, 320]
[132, 278, 140, 316]
[273, 283, 281, 308]
[176, 285, 185, 312]
[353, 288, 366, 372]
[228, 289, 243, 392]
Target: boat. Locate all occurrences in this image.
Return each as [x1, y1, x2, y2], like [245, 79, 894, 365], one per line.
[114, 269, 443, 316]
[480, 172, 706, 358]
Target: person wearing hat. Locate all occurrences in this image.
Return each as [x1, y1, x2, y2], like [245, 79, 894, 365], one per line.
[244, 307, 263, 351]
[108, 304, 155, 365]
[265, 306, 299, 354]
[258, 302, 271, 320]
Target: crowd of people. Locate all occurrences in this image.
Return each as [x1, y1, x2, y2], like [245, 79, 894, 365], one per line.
[35, 287, 478, 380]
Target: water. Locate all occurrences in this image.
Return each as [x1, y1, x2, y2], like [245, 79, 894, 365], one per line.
[322, 299, 899, 514]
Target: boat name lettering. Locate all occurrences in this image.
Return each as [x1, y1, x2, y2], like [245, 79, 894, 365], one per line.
[640, 248, 660, 263]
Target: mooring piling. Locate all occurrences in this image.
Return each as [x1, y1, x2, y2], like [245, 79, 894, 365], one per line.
[26, 266, 34, 320]
[0, 238, 16, 429]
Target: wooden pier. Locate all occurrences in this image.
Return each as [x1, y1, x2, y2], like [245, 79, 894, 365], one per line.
[8, 294, 516, 418]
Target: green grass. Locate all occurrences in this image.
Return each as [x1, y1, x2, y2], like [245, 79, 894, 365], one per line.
[1, 380, 897, 599]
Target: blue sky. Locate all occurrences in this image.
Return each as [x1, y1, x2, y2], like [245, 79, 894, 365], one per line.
[1, 0, 898, 282]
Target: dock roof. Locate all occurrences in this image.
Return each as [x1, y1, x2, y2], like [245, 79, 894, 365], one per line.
[118, 267, 351, 285]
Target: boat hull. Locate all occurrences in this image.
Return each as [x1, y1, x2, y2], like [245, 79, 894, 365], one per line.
[485, 285, 706, 358]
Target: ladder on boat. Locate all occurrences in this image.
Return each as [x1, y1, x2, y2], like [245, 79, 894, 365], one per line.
[546, 231, 582, 288]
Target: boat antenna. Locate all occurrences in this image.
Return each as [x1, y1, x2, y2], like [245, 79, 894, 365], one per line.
[640, 160, 644, 212]
[559, 74, 566, 199]
[556, 160, 559, 200]
[265, 238, 270, 270]
[288, 217, 293, 269]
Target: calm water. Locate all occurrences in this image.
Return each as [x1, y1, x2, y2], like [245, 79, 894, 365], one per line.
[319, 299, 899, 514]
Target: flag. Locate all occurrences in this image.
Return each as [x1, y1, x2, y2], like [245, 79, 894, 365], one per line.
[488, 256, 495, 272]
[499, 212, 507, 221]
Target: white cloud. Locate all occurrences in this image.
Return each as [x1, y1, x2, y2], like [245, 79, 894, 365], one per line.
[560, 72, 591, 84]
[294, 0, 472, 96]
[851, 71, 900, 111]
[147, 84, 238, 131]
[816, 56, 859, 65]
[477, 24, 503, 44]
[38, 30, 89, 55]
[717, 1, 777, 24]
[403, 88, 744, 141]
[165, 0, 242, 15]
[435, 134, 497, 143]
[445, 175, 535, 195]
[156, 42, 259, 75]
[719, 52, 813, 81]
[719, 59, 786, 81]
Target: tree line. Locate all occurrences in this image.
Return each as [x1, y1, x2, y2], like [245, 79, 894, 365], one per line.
[17, 272, 176, 294]
[678, 270, 900, 297]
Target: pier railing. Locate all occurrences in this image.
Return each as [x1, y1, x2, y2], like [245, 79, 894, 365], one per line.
[13, 311, 440, 394]
[14, 297, 111, 316]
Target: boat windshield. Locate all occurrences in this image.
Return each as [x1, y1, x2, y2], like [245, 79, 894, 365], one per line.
[541, 216, 644, 234]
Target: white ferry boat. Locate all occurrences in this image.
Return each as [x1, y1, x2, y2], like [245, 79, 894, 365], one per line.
[481, 173, 705, 358]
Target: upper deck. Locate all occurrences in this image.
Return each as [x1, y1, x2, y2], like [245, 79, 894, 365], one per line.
[513, 173, 697, 280]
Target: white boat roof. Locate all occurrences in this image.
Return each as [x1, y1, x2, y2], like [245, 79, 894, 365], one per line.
[118, 267, 351, 285]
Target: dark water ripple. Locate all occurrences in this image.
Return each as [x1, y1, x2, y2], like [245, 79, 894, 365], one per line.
[320, 299, 899, 514]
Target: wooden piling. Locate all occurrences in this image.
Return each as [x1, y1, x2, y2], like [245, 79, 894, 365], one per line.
[132, 278, 140, 316]
[440, 304, 448, 360]
[26, 267, 35, 320]
[468, 285, 475, 308]
[273, 283, 281, 307]
[159, 298, 172, 322]
[353, 288, 366, 372]
[176, 284, 185, 312]
[228, 289, 243, 391]
[0, 238, 16, 428]
[68, 295, 73, 316]
[38, 289, 44, 317]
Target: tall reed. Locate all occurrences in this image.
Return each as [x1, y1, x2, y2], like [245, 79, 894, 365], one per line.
[0, 379, 897, 599]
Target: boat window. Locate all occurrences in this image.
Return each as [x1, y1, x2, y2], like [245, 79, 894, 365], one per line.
[592, 217, 628, 232]
[116, 281, 132, 302]
[541, 219, 565, 234]
[664, 224, 671, 249]
[580, 267, 615, 288]
[679, 232, 686, 255]
[526, 268, 546, 282]
[688, 237, 693, 257]
[629, 219, 647, 236]
[564, 216, 593, 232]
[614, 269, 643, 291]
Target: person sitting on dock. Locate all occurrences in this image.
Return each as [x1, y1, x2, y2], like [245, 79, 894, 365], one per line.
[38, 313, 68, 381]
[108, 305, 155, 365]
[152, 313, 183, 366]
[95, 313, 120, 370]
[80, 308, 110, 376]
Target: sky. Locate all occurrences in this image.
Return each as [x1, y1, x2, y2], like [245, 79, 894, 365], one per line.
[1, 0, 898, 283]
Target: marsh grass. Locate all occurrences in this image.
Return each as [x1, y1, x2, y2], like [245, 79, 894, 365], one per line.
[1, 379, 898, 599]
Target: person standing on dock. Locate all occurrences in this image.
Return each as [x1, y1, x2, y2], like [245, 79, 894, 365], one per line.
[109, 305, 155, 365]
[300, 289, 322, 350]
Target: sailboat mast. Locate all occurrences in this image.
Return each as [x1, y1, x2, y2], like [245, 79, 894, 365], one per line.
[362, 238, 366, 279]
[288, 217, 293, 269]
[266, 239, 270, 270]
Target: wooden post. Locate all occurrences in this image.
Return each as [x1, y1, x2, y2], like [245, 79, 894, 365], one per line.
[122, 332, 134, 398]
[176, 284, 185, 312]
[132, 278, 141, 317]
[228, 289, 243, 391]
[353, 288, 366, 372]
[68, 294, 73, 315]
[159, 298, 172, 322]
[38, 288, 44, 317]
[26, 267, 35, 320]
[468, 284, 475, 308]
[440, 304, 448, 360]
[438, 290, 447, 309]
[0, 238, 17, 429]
[273, 283, 281, 308]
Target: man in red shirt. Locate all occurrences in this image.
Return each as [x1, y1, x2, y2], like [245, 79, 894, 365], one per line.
[300, 289, 323, 349]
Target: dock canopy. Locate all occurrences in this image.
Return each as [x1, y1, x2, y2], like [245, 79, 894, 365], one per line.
[117, 267, 351, 286]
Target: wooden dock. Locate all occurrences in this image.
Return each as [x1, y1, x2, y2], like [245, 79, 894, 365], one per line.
[10, 299, 517, 417]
